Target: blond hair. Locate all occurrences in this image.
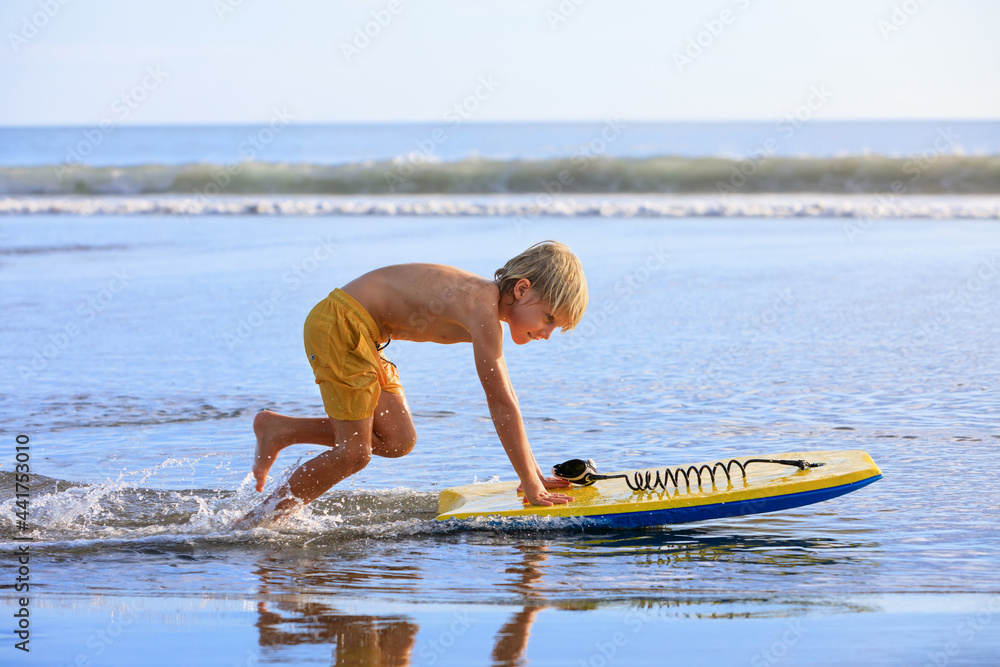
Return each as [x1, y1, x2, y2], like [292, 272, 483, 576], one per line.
[494, 241, 588, 331]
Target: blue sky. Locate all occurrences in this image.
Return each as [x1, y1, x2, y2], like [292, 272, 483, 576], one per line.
[3, 0, 998, 125]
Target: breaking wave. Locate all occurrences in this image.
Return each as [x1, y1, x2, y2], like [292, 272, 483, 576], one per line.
[3, 154, 1000, 197]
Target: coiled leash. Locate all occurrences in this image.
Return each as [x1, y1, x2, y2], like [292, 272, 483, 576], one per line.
[552, 457, 824, 493]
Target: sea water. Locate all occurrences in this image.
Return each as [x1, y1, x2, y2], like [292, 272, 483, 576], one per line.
[2, 212, 999, 665]
[3, 121, 1000, 664]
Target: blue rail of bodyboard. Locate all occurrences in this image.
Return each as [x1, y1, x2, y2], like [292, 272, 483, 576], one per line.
[582, 474, 884, 529]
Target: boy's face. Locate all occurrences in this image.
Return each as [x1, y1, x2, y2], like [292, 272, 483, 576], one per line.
[508, 288, 564, 345]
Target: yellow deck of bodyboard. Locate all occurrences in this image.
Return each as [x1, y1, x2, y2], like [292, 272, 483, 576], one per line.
[436, 450, 882, 528]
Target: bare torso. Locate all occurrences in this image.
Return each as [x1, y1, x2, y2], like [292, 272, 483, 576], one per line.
[336, 262, 574, 507]
[341, 264, 499, 345]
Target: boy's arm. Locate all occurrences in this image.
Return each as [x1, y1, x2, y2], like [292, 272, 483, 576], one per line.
[471, 312, 573, 506]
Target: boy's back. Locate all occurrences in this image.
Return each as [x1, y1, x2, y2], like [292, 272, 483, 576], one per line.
[342, 263, 499, 346]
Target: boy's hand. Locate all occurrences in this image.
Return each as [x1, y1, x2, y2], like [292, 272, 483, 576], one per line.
[516, 476, 573, 492]
[517, 477, 575, 506]
[523, 488, 575, 506]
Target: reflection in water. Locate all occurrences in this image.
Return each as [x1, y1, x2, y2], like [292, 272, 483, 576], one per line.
[485, 528, 883, 664]
[245, 526, 883, 664]
[246, 544, 558, 666]
[491, 607, 542, 667]
[492, 544, 550, 667]
[252, 559, 417, 666]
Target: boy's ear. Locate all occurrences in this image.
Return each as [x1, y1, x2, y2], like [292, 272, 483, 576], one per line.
[513, 278, 532, 300]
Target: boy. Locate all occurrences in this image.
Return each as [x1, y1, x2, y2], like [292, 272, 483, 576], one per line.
[238, 241, 588, 527]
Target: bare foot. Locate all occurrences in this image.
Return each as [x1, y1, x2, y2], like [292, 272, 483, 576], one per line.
[252, 410, 286, 492]
[233, 484, 302, 529]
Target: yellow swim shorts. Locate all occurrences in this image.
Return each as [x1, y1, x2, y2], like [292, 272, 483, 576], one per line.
[303, 288, 403, 422]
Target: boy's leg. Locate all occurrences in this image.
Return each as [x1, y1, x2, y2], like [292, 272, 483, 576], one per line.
[242, 379, 415, 528]
[252, 386, 416, 490]
[270, 395, 415, 518]
[371, 390, 417, 458]
[252, 411, 338, 492]
[282, 415, 375, 504]
[237, 415, 374, 527]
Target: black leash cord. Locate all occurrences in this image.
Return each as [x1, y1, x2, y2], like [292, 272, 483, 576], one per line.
[555, 458, 823, 492]
[616, 458, 821, 492]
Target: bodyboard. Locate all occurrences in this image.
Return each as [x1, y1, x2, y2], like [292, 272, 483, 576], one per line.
[436, 450, 882, 528]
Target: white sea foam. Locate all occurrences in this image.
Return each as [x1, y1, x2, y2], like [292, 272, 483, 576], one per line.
[2, 194, 998, 219]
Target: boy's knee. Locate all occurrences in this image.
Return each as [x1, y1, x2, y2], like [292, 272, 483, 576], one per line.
[402, 429, 417, 454]
[336, 442, 372, 471]
[377, 431, 416, 458]
[352, 445, 373, 470]
[393, 433, 417, 458]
